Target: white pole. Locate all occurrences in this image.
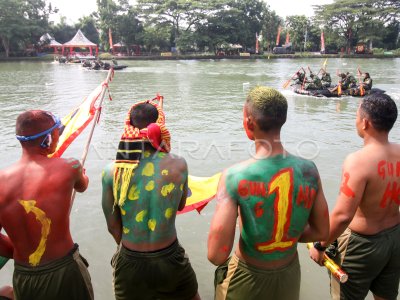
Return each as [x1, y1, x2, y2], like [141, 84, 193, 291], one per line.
[71, 68, 114, 204]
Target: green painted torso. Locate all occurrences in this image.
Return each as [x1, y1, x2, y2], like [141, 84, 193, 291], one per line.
[116, 152, 186, 244]
[226, 154, 319, 261]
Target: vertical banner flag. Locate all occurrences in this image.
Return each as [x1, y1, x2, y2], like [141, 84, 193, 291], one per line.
[321, 30, 325, 53]
[255, 32, 259, 54]
[109, 28, 113, 53]
[285, 32, 290, 45]
[276, 26, 281, 46]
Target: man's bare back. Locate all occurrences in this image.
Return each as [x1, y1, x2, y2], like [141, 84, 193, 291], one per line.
[0, 110, 88, 267]
[347, 143, 400, 235]
[102, 149, 188, 252]
[0, 155, 87, 266]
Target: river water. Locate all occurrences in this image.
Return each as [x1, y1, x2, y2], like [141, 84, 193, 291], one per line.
[0, 58, 399, 299]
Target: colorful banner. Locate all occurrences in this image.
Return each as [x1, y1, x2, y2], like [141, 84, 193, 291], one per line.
[178, 173, 221, 214]
[50, 84, 104, 158]
[321, 30, 325, 53]
[276, 26, 281, 46]
[109, 28, 113, 52]
[285, 31, 290, 45]
[255, 32, 259, 54]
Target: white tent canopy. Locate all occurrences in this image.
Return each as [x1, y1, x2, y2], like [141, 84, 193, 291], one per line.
[39, 33, 62, 47]
[62, 29, 98, 56]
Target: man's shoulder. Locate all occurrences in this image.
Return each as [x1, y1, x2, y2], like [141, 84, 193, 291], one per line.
[161, 152, 187, 167]
[54, 157, 83, 174]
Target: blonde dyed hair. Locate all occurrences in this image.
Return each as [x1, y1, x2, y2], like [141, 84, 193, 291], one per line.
[246, 86, 287, 131]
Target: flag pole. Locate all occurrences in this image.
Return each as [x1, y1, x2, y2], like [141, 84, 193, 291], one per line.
[80, 68, 114, 166]
[0, 68, 115, 270]
[71, 68, 114, 203]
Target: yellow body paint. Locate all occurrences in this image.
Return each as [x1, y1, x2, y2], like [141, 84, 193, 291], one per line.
[145, 180, 155, 191]
[135, 210, 148, 222]
[128, 184, 140, 201]
[120, 207, 126, 215]
[165, 208, 174, 219]
[161, 183, 175, 197]
[19, 200, 51, 266]
[148, 219, 157, 231]
[142, 162, 154, 177]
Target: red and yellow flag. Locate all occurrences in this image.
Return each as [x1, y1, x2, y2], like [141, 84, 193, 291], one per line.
[178, 173, 221, 214]
[50, 85, 104, 158]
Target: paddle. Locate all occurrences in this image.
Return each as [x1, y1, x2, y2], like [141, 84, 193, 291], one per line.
[307, 243, 348, 283]
[300, 67, 309, 90]
[283, 67, 302, 89]
[335, 70, 342, 96]
[317, 59, 328, 76]
[357, 67, 365, 96]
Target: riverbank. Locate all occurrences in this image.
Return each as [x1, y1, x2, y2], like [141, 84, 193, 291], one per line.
[0, 52, 399, 62]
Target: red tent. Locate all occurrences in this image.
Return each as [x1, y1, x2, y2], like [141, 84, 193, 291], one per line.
[62, 29, 98, 57]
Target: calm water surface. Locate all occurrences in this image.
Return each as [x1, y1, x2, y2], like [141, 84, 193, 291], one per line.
[0, 58, 399, 299]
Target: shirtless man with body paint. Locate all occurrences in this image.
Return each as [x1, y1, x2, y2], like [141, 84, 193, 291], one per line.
[0, 233, 13, 300]
[0, 110, 93, 300]
[207, 86, 329, 300]
[102, 101, 200, 300]
[309, 93, 400, 300]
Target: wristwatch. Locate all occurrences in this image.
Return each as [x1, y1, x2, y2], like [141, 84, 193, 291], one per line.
[313, 241, 327, 252]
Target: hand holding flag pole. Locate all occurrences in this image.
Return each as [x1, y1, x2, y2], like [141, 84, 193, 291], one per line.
[79, 68, 114, 167]
[0, 69, 115, 270]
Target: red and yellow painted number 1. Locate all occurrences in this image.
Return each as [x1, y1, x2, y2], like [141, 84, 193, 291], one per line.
[256, 168, 296, 252]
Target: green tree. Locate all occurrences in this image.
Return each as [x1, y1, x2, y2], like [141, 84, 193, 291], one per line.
[76, 15, 100, 45]
[114, 7, 144, 53]
[95, 0, 120, 50]
[314, 0, 399, 53]
[0, 0, 54, 57]
[142, 25, 171, 53]
[226, 0, 271, 52]
[50, 16, 76, 44]
[285, 15, 309, 51]
[137, 0, 222, 52]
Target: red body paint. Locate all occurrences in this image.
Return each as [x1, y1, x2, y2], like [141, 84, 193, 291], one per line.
[238, 180, 267, 198]
[378, 160, 400, 180]
[254, 201, 264, 218]
[221, 245, 229, 253]
[296, 185, 316, 209]
[340, 172, 355, 198]
[380, 181, 400, 208]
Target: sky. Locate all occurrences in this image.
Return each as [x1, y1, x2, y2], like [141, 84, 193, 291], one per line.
[48, 0, 334, 24]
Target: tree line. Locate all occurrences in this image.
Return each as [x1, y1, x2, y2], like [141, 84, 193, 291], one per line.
[0, 0, 398, 57]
